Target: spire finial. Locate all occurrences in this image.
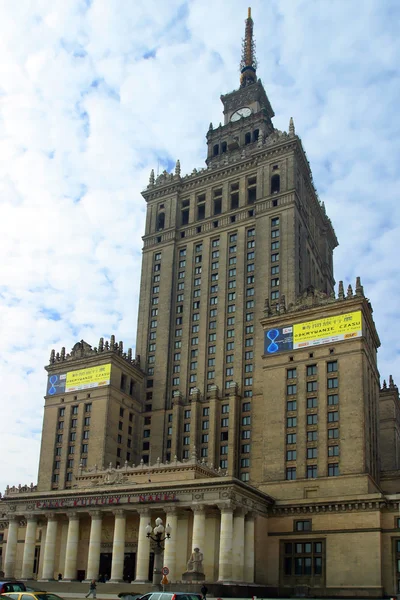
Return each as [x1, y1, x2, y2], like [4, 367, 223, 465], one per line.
[289, 117, 295, 136]
[240, 8, 257, 87]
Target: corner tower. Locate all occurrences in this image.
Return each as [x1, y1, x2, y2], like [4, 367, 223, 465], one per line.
[135, 9, 338, 485]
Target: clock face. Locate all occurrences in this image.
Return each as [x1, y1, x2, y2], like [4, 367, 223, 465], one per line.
[230, 107, 252, 122]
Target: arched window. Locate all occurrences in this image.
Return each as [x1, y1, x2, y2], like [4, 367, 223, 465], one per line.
[245, 132, 251, 145]
[221, 141, 227, 153]
[157, 212, 165, 231]
[271, 174, 280, 194]
[253, 129, 259, 142]
[213, 144, 219, 156]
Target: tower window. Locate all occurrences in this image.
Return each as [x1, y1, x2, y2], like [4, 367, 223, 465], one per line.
[245, 132, 251, 145]
[253, 129, 259, 142]
[197, 204, 205, 220]
[221, 141, 227, 153]
[181, 209, 189, 225]
[247, 176, 257, 204]
[157, 212, 165, 231]
[214, 198, 222, 215]
[213, 144, 219, 156]
[271, 174, 280, 194]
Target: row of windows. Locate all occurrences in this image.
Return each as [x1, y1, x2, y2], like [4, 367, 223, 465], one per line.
[287, 362, 338, 379]
[59, 403, 92, 417]
[287, 378, 338, 395]
[287, 395, 339, 410]
[287, 411, 339, 427]
[287, 428, 339, 445]
[287, 445, 339, 460]
[286, 463, 339, 480]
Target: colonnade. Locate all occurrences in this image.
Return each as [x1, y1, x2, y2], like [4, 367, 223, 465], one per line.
[3, 504, 256, 584]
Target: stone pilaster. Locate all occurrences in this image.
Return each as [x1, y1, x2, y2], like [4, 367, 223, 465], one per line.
[244, 512, 255, 582]
[232, 508, 246, 581]
[86, 511, 103, 581]
[40, 514, 58, 581]
[4, 516, 19, 578]
[134, 509, 151, 583]
[191, 504, 205, 556]
[109, 509, 126, 583]
[63, 512, 80, 581]
[163, 507, 178, 583]
[217, 504, 234, 582]
[21, 515, 38, 580]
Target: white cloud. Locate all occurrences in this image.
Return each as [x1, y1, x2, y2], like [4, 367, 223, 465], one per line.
[0, 0, 399, 493]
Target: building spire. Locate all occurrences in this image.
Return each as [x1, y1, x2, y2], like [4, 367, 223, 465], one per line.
[240, 7, 257, 88]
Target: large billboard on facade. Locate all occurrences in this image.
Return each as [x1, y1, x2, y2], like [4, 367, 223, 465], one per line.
[47, 364, 111, 395]
[264, 311, 362, 355]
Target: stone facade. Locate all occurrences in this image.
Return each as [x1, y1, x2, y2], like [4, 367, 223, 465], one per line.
[1, 9, 400, 598]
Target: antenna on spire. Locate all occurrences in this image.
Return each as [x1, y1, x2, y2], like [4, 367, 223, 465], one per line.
[240, 7, 257, 88]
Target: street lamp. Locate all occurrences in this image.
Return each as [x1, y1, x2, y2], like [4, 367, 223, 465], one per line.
[145, 517, 171, 585]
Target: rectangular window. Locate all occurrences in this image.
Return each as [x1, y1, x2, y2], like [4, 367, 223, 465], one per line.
[307, 465, 317, 479]
[328, 463, 339, 477]
[287, 384, 297, 395]
[328, 445, 339, 457]
[307, 414, 318, 425]
[327, 361, 338, 372]
[271, 253, 279, 262]
[242, 430, 250, 439]
[328, 377, 339, 389]
[328, 427, 339, 439]
[286, 467, 296, 480]
[221, 418, 229, 427]
[307, 448, 317, 459]
[271, 241, 280, 250]
[307, 397, 318, 409]
[307, 381, 318, 392]
[287, 400, 297, 411]
[271, 265, 279, 275]
[202, 421, 209, 430]
[202, 433, 209, 442]
[328, 411, 339, 422]
[328, 394, 339, 405]
[286, 450, 297, 461]
[287, 433, 297, 444]
[287, 417, 297, 427]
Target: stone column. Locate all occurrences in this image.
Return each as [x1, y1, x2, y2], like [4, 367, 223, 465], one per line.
[86, 511, 103, 582]
[64, 512, 80, 581]
[40, 514, 58, 580]
[4, 516, 19, 578]
[21, 515, 38, 579]
[191, 505, 205, 557]
[109, 509, 126, 582]
[217, 505, 234, 582]
[163, 508, 178, 583]
[244, 512, 255, 583]
[134, 509, 150, 583]
[232, 508, 246, 582]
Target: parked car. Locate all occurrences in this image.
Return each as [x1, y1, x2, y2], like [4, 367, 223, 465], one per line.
[0, 593, 64, 600]
[118, 594, 143, 600]
[0, 583, 26, 595]
[138, 594, 202, 600]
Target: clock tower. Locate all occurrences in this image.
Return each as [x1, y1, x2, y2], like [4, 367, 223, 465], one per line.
[206, 7, 275, 165]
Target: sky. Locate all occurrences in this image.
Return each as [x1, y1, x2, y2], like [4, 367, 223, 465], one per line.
[0, 0, 399, 494]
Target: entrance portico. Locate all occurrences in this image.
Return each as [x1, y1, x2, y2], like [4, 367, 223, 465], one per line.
[1, 457, 272, 585]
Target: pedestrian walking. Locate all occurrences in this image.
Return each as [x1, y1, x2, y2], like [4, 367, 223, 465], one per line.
[85, 579, 97, 599]
[201, 584, 208, 600]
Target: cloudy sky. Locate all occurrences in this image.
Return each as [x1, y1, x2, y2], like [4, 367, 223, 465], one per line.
[1, 0, 399, 493]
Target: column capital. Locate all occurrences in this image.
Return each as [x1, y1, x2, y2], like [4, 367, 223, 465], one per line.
[7, 514, 19, 522]
[218, 502, 234, 514]
[66, 511, 80, 521]
[245, 511, 256, 522]
[234, 507, 248, 517]
[89, 510, 103, 519]
[112, 508, 125, 517]
[192, 504, 205, 513]
[164, 506, 178, 515]
[25, 514, 39, 522]
[44, 512, 58, 521]
[137, 507, 151, 517]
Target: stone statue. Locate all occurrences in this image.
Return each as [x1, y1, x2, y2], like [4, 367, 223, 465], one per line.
[187, 547, 204, 573]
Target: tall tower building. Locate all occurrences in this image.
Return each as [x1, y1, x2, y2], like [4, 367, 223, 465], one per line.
[135, 9, 338, 479]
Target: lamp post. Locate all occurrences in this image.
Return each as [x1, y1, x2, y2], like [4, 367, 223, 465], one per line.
[145, 517, 171, 585]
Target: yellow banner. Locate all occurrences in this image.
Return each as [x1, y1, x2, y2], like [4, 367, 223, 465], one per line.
[65, 364, 111, 392]
[293, 311, 362, 349]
